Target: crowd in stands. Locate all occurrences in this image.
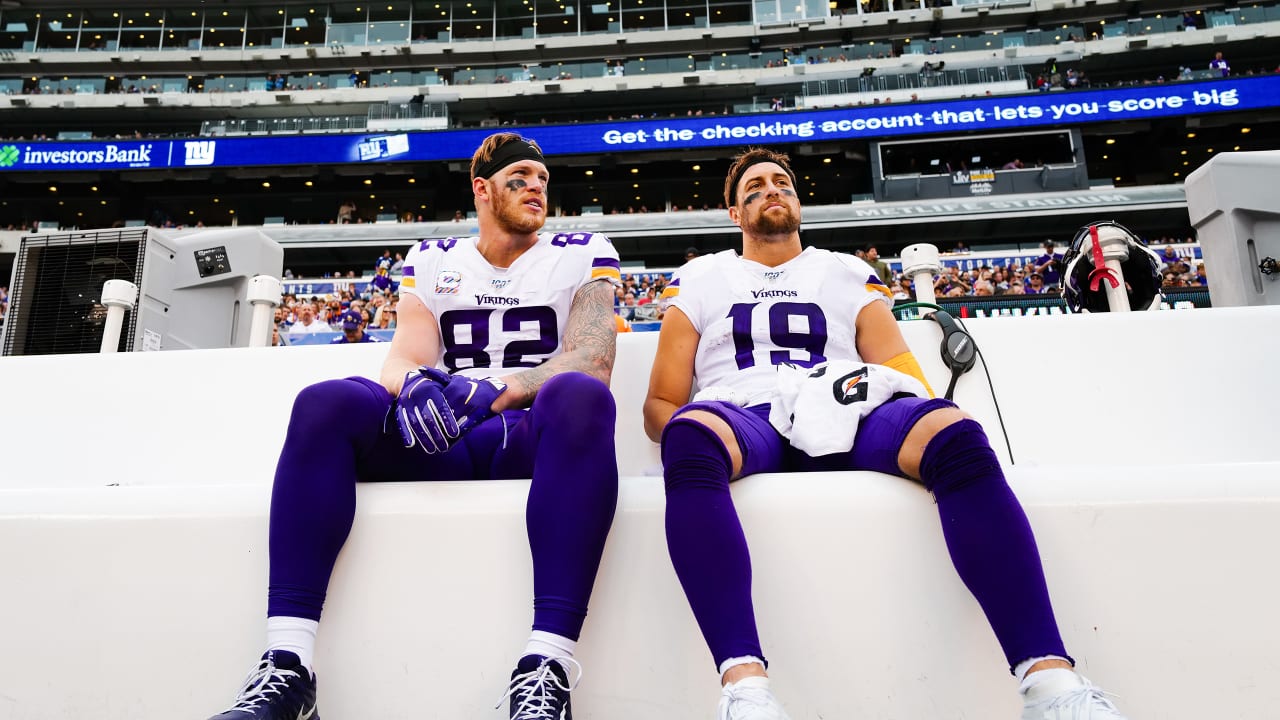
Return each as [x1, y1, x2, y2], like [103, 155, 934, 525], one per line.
[0, 234, 1209, 343]
[1034, 62, 1092, 91]
[197, 230, 1213, 310]
[276, 230, 1206, 285]
[272, 252, 403, 345]
[859, 236, 1207, 301]
[615, 272, 672, 324]
[278, 249, 678, 334]
[1155, 243, 1209, 289]
[0, 238, 1210, 349]
[606, 237, 1209, 326]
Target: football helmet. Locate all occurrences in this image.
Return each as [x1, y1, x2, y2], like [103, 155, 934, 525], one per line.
[1061, 221, 1163, 313]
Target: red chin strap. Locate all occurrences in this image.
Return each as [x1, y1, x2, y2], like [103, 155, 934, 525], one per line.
[1087, 224, 1121, 291]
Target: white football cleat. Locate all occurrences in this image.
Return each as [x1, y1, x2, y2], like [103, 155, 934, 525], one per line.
[1021, 675, 1128, 719]
[717, 676, 791, 720]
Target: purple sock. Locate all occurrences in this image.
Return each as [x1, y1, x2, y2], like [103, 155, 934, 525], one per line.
[918, 419, 1071, 671]
[267, 378, 390, 621]
[516, 372, 619, 641]
[661, 418, 765, 670]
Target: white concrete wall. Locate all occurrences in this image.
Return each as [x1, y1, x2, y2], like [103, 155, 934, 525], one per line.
[1, 306, 1279, 719]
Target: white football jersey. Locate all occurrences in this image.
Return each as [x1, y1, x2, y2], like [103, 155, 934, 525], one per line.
[662, 246, 893, 405]
[400, 231, 620, 378]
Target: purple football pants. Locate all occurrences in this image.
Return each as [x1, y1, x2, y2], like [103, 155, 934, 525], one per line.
[267, 372, 619, 642]
[661, 397, 1068, 673]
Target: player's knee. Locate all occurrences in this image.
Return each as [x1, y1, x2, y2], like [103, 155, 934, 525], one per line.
[914, 407, 971, 438]
[917, 416, 1002, 495]
[290, 378, 387, 435]
[534, 372, 615, 438]
[897, 406, 970, 478]
[660, 416, 733, 494]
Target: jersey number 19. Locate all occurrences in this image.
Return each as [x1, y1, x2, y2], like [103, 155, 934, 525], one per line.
[727, 301, 828, 370]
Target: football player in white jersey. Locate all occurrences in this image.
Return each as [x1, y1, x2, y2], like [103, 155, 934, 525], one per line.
[643, 148, 1129, 720]
[208, 133, 621, 720]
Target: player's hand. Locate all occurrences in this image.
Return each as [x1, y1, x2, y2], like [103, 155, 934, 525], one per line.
[419, 368, 508, 434]
[395, 368, 461, 454]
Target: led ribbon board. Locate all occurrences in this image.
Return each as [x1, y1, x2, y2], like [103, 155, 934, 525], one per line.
[1, 76, 1274, 173]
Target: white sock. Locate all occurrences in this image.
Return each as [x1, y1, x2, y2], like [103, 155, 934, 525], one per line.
[523, 630, 576, 669]
[265, 616, 319, 673]
[718, 655, 766, 678]
[726, 676, 771, 691]
[1019, 667, 1083, 704]
[1014, 655, 1074, 682]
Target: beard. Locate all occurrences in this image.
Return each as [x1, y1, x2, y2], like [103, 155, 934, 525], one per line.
[746, 202, 801, 237]
[490, 181, 546, 235]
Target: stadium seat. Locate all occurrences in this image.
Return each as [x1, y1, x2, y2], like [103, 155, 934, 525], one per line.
[1, 307, 1279, 719]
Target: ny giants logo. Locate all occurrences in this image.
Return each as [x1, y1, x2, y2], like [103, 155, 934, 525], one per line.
[183, 141, 216, 166]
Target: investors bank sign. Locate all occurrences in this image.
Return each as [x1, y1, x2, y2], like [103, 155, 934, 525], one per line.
[3, 142, 158, 170]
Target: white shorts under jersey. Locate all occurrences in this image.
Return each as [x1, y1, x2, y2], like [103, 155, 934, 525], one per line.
[661, 246, 893, 405]
[400, 231, 620, 379]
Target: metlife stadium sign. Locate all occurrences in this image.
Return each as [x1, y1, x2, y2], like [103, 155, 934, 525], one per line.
[0, 76, 1275, 174]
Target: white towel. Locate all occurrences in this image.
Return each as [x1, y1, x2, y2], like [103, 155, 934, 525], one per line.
[768, 360, 929, 456]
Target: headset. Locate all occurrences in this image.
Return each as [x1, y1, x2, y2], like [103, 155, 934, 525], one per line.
[926, 309, 976, 400]
[894, 302, 1012, 462]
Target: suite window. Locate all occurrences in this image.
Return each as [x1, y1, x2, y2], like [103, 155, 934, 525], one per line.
[581, 2, 613, 34]
[40, 11, 81, 51]
[707, 0, 752, 26]
[329, 1, 370, 45]
[202, 9, 246, 50]
[412, 0, 452, 41]
[665, 0, 709, 29]
[452, 0, 496, 40]
[619, 0, 665, 31]
[119, 9, 163, 50]
[369, 3, 412, 43]
[495, 0, 536, 41]
[286, 7, 327, 47]
[167, 10, 205, 52]
[243, 6, 285, 49]
[537, 0, 579, 38]
[0, 10, 39, 51]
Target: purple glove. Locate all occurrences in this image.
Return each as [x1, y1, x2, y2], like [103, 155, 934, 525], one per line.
[419, 367, 508, 434]
[396, 369, 461, 454]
